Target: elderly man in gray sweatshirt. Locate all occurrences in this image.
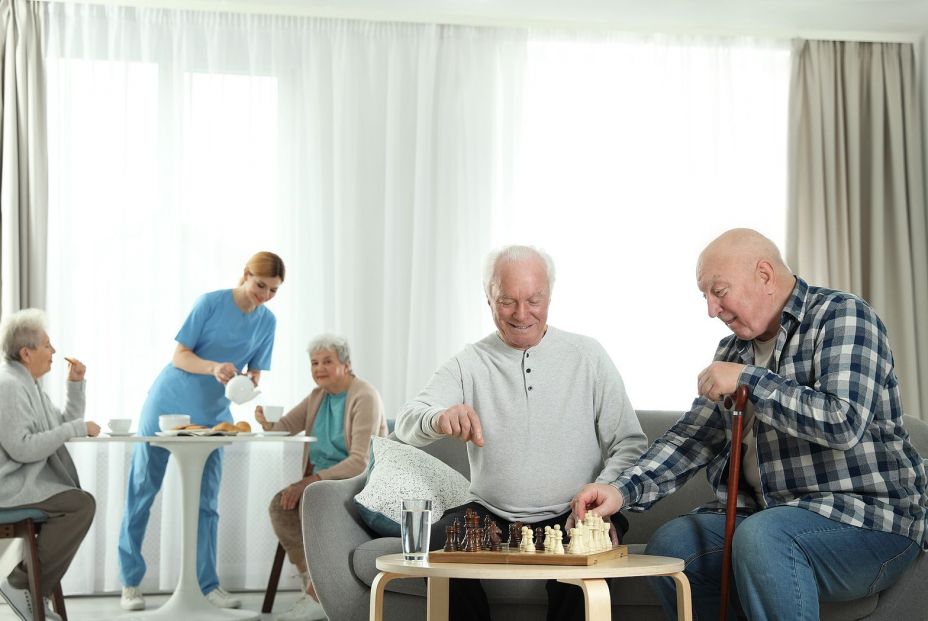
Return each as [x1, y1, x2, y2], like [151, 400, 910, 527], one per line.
[0, 309, 99, 621]
[395, 244, 648, 621]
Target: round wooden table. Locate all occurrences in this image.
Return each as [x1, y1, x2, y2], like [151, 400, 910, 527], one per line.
[371, 552, 692, 621]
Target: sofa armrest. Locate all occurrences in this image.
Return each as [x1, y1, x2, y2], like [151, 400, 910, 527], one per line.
[303, 472, 375, 621]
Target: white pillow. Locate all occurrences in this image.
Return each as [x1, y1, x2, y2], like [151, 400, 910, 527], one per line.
[354, 436, 471, 536]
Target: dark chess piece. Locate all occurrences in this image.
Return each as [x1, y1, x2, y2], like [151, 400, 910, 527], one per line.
[444, 525, 457, 552]
[453, 519, 464, 549]
[465, 526, 483, 552]
[481, 515, 494, 549]
[535, 527, 545, 551]
[486, 521, 502, 552]
[508, 521, 524, 547]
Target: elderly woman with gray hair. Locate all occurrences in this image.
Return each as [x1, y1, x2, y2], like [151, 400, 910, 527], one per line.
[255, 334, 387, 621]
[0, 309, 99, 621]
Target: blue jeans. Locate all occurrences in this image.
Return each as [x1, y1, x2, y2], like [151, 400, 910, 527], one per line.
[645, 507, 919, 621]
[117, 442, 224, 593]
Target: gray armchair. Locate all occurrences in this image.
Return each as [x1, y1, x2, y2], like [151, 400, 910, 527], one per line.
[302, 411, 928, 621]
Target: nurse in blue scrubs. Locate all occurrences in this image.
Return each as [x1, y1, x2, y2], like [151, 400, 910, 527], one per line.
[117, 251, 285, 612]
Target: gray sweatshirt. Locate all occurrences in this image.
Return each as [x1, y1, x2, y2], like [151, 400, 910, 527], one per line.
[0, 361, 87, 507]
[396, 327, 648, 521]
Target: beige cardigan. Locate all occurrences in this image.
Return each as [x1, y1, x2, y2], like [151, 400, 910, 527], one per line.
[272, 376, 386, 480]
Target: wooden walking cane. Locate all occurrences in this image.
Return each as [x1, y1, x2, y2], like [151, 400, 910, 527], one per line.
[720, 384, 749, 621]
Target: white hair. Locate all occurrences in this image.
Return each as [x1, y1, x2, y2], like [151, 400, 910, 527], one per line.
[482, 245, 556, 299]
[307, 333, 352, 366]
[0, 308, 47, 362]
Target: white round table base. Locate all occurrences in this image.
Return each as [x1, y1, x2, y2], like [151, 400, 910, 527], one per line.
[117, 595, 260, 621]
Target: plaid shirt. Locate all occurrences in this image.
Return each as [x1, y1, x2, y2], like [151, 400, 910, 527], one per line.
[614, 277, 928, 546]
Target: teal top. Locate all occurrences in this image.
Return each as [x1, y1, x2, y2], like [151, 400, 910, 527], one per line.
[312, 391, 348, 470]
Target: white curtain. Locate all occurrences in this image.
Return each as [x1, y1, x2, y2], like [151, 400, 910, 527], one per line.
[41, 4, 792, 594]
[505, 33, 790, 409]
[0, 0, 48, 315]
[42, 3, 527, 594]
[787, 39, 928, 419]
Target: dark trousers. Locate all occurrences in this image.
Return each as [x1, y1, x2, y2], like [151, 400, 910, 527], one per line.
[430, 501, 629, 621]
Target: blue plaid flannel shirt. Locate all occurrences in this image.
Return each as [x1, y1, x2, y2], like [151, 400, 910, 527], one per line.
[613, 277, 928, 547]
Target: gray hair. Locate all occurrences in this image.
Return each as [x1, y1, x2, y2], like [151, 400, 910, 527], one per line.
[307, 333, 352, 366]
[482, 245, 556, 299]
[0, 308, 47, 362]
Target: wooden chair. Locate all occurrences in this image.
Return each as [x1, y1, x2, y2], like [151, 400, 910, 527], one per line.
[262, 460, 315, 614]
[0, 508, 68, 621]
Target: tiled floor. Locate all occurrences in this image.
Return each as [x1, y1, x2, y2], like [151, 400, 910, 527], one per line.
[0, 590, 322, 620]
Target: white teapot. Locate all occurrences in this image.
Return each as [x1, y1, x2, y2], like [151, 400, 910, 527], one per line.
[225, 374, 261, 404]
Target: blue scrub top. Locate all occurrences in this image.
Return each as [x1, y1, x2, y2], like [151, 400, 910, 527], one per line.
[138, 289, 276, 433]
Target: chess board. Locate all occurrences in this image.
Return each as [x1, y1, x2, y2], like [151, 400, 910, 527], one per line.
[429, 544, 628, 566]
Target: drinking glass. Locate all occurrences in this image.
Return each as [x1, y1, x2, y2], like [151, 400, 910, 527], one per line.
[400, 499, 432, 562]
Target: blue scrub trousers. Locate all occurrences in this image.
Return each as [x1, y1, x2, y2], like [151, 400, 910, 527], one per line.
[644, 507, 920, 621]
[118, 442, 224, 593]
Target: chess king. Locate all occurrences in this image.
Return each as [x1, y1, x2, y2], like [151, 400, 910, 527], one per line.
[396, 244, 648, 621]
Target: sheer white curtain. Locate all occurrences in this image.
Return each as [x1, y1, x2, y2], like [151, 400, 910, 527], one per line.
[42, 3, 525, 593]
[502, 34, 790, 409]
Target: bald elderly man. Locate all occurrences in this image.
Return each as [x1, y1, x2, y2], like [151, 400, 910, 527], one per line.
[573, 228, 927, 620]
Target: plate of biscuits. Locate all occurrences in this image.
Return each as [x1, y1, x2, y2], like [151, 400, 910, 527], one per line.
[155, 421, 253, 437]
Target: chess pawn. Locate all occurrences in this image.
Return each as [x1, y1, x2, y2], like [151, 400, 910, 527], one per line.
[535, 527, 545, 551]
[543, 526, 553, 552]
[520, 526, 535, 552]
[509, 521, 523, 547]
[444, 525, 457, 552]
[554, 528, 565, 554]
[453, 519, 465, 549]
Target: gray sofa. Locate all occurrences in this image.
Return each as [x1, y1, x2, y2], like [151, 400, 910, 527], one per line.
[302, 410, 928, 621]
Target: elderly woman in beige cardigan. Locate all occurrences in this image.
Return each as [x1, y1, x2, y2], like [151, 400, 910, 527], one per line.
[256, 334, 386, 621]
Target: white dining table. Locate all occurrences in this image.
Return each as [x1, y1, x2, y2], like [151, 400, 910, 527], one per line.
[70, 433, 314, 621]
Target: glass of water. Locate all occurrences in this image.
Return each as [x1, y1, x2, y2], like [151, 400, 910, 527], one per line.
[400, 499, 432, 562]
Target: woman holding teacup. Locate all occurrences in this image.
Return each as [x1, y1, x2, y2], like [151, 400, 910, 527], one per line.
[118, 251, 285, 612]
[255, 334, 387, 621]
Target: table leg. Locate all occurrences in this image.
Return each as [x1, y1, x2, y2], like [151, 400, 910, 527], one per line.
[669, 571, 692, 621]
[118, 441, 258, 621]
[370, 572, 403, 621]
[426, 576, 449, 621]
[557, 578, 611, 621]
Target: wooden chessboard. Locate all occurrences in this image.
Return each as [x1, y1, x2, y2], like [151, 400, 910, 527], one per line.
[429, 544, 628, 566]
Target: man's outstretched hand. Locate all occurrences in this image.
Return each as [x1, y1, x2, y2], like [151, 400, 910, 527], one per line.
[571, 483, 623, 521]
[432, 404, 484, 446]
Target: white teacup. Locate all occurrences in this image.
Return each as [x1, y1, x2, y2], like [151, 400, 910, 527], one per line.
[108, 418, 132, 434]
[159, 413, 191, 431]
[262, 405, 284, 422]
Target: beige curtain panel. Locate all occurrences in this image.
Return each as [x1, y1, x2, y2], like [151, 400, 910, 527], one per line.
[0, 0, 48, 317]
[787, 39, 928, 419]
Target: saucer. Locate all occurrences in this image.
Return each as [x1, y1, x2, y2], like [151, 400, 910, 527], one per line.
[259, 431, 290, 436]
[107, 431, 135, 437]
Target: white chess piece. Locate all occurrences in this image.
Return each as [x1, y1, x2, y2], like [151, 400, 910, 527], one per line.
[520, 526, 534, 552]
[568, 527, 587, 554]
[554, 527, 565, 554]
[543, 526, 553, 552]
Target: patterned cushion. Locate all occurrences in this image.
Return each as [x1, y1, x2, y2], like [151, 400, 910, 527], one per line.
[354, 436, 470, 536]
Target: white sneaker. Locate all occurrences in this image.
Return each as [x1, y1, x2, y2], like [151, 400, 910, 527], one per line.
[120, 586, 145, 611]
[276, 593, 327, 621]
[0, 580, 34, 621]
[206, 587, 241, 609]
